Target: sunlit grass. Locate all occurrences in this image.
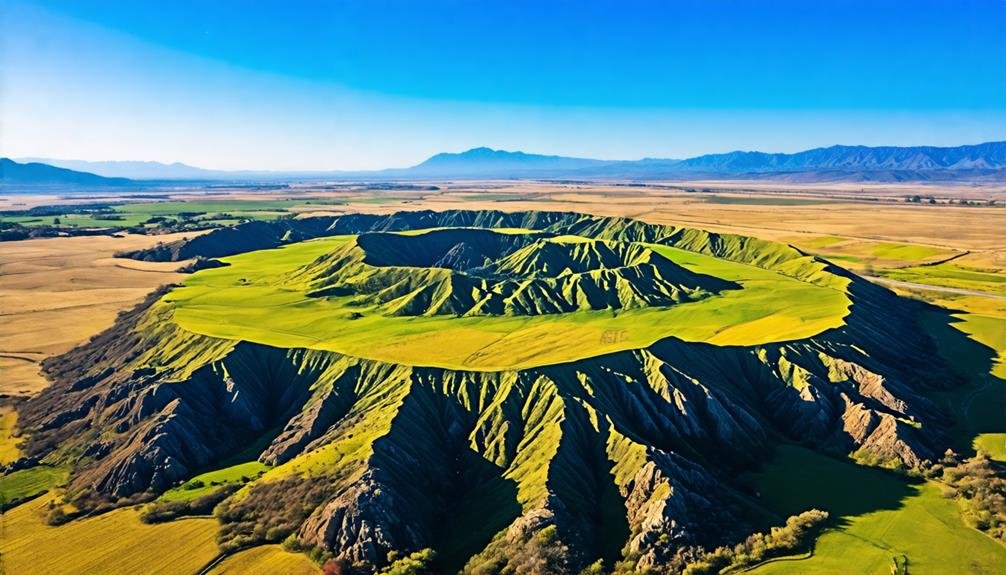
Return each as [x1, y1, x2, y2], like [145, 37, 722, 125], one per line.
[165, 235, 850, 370]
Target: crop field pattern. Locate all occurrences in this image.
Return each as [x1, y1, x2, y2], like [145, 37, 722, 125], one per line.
[5, 208, 1006, 575]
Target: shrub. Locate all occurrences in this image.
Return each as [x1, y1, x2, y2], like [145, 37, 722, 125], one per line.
[140, 484, 239, 524]
[380, 548, 437, 575]
[681, 509, 829, 574]
[941, 452, 1006, 541]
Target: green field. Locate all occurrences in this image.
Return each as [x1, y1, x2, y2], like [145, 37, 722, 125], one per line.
[880, 263, 1006, 296]
[1, 465, 69, 505]
[165, 233, 850, 370]
[160, 461, 270, 502]
[0, 199, 347, 229]
[747, 445, 1006, 574]
[790, 235, 958, 272]
[974, 433, 1006, 462]
[919, 301, 1006, 464]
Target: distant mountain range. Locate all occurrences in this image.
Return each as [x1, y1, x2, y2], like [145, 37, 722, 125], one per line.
[6, 140, 1006, 185]
[0, 158, 131, 188]
[14, 158, 221, 180]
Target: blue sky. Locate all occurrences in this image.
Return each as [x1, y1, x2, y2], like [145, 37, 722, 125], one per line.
[3, 0, 1005, 170]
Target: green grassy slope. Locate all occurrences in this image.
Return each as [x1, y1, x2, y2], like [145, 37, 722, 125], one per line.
[1, 465, 69, 505]
[747, 446, 1006, 574]
[160, 461, 270, 502]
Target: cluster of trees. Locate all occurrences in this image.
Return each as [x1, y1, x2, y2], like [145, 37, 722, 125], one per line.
[462, 523, 573, 575]
[216, 475, 336, 551]
[139, 484, 239, 523]
[937, 451, 1006, 541]
[307, 548, 439, 575]
[678, 510, 829, 575]
[45, 488, 153, 525]
[903, 195, 1005, 207]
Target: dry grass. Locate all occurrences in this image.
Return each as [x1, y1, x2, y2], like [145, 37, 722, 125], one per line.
[0, 405, 20, 465]
[0, 495, 220, 575]
[0, 233, 193, 396]
[208, 545, 318, 575]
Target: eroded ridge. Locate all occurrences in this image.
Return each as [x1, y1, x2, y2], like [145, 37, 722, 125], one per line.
[15, 210, 976, 574]
[297, 229, 736, 316]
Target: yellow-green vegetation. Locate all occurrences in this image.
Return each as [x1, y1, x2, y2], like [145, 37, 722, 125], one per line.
[0, 198, 349, 231]
[1, 465, 69, 505]
[160, 461, 270, 502]
[975, 434, 1006, 462]
[881, 263, 1006, 296]
[949, 312, 1006, 379]
[0, 495, 220, 575]
[682, 510, 829, 574]
[786, 235, 959, 273]
[746, 445, 1006, 574]
[0, 405, 20, 464]
[208, 545, 319, 574]
[166, 232, 849, 370]
[697, 195, 838, 206]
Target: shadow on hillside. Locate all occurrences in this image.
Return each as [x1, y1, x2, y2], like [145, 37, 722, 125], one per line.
[919, 304, 1006, 450]
[841, 274, 1005, 450]
[750, 276, 1004, 532]
[751, 444, 916, 525]
[433, 448, 522, 573]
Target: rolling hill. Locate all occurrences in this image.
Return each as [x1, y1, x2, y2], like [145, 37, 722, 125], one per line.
[12, 209, 994, 574]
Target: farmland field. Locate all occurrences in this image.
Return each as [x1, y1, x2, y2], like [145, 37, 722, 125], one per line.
[208, 545, 320, 574]
[0, 496, 220, 575]
[0, 406, 19, 464]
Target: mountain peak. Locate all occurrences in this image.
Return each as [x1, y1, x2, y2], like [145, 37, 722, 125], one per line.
[410, 147, 605, 177]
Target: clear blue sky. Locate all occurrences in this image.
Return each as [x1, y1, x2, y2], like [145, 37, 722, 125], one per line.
[3, 0, 1005, 170]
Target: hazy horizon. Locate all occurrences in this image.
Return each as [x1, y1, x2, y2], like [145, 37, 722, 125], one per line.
[3, 0, 1005, 171]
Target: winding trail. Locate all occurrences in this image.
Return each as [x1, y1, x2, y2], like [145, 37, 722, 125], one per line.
[863, 276, 1006, 301]
[962, 376, 994, 421]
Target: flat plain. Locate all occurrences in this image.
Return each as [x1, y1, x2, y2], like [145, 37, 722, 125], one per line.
[0, 232, 193, 395]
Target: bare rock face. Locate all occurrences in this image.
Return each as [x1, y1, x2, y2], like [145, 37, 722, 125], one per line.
[623, 451, 748, 571]
[300, 472, 427, 566]
[15, 210, 979, 574]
